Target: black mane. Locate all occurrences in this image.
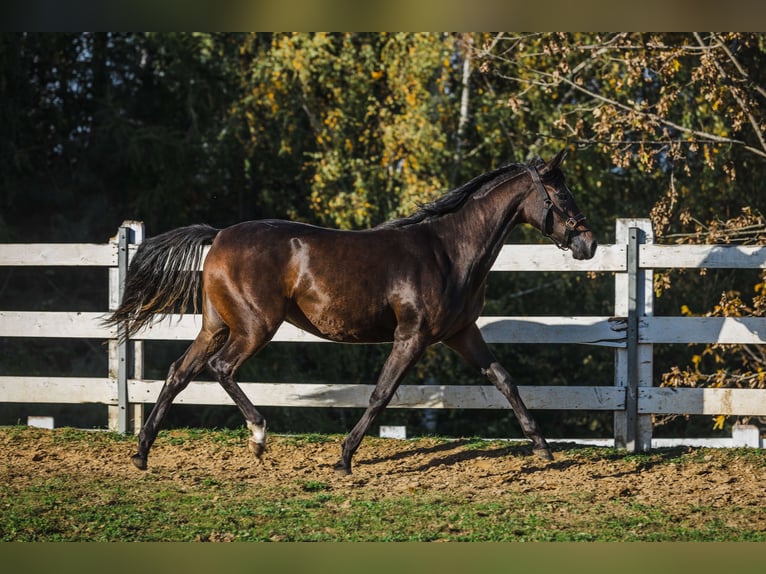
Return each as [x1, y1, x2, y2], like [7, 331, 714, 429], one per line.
[378, 160, 537, 229]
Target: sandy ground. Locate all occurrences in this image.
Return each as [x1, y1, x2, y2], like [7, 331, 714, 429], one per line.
[4, 427, 765, 519]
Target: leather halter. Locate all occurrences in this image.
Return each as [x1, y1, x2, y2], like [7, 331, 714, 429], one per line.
[527, 165, 586, 251]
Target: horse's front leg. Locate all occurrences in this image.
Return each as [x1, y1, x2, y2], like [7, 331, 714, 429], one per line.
[445, 323, 553, 460]
[335, 334, 428, 475]
[483, 361, 553, 460]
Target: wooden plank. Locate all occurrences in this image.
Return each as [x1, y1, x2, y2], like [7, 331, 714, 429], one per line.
[493, 243, 626, 272]
[640, 316, 766, 344]
[0, 310, 627, 346]
[0, 310, 626, 347]
[10, 378, 766, 416]
[0, 377, 115, 403]
[132, 315, 327, 342]
[0, 311, 112, 338]
[640, 244, 766, 269]
[0, 376, 623, 410]
[0, 244, 116, 266]
[10, 238, 766, 273]
[9, 376, 766, 416]
[127, 380, 624, 410]
[477, 316, 626, 347]
[0, 239, 621, 272]
[131, 314, 627, 346]
[6, 312, 764, 349]
[639, 387, 766, 416]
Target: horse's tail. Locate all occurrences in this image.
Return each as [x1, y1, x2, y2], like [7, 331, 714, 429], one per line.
[102, 224, 220, 340]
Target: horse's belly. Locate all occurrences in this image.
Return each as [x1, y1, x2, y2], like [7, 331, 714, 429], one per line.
[286, 305, 395, 344]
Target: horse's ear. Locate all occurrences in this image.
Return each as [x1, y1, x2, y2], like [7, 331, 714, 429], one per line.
[546, 149, 568, 171]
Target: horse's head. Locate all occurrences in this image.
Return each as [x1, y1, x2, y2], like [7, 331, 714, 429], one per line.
[522, 150, 597, 260]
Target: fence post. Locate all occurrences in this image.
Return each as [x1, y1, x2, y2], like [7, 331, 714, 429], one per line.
[108, 221, 145, 434]
[614, 219, 654, 451]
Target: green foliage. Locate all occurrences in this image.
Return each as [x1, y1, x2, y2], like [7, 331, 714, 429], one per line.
[1, 33, 242, 238]
[232, 32, 459, 228]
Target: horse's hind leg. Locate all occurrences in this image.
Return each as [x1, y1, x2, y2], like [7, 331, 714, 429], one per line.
[207, 329, 273, 460]
[445, 324, 553, 461]
[132, 326, 226, 470]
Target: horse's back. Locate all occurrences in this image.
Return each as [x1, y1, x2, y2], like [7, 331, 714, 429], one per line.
[204, 219, 447, 343]
[210, 218, 414, 271]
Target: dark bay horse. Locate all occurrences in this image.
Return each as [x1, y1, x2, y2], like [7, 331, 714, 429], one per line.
[104, 150, 597, 474]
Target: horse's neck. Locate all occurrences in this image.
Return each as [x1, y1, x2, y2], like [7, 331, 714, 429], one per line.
[431, 184, 526, 279]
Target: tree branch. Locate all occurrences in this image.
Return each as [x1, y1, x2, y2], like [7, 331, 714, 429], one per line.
[495, 66, 766, 159]
[707, 32, 766, 101]
[486, 33, 766, 160]
[693, 32, 766, 156]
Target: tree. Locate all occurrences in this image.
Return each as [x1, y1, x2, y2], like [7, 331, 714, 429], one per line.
[231, 33, 468, 229]
[479, 33, 766, 430]
[0, 33, 248, 240]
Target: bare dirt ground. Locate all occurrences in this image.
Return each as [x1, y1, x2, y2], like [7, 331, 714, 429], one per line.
[5, 427, 766, 517]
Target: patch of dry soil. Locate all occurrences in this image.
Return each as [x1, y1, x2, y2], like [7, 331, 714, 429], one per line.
[4, 427, 765, 523]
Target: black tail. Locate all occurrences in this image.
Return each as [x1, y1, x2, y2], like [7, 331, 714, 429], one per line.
[103, 224, 220, 339]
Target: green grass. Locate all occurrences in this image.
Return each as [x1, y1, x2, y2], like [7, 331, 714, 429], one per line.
[282, 432, 336, 445]
[3, 476, 764, 542]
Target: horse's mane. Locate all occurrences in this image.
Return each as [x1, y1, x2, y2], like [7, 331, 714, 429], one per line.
[378, 160, 540, 229]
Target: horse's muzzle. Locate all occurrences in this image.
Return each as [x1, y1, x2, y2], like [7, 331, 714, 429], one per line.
[571, 233, 598, 260]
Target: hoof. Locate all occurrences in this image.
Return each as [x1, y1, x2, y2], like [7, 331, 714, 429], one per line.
[333, 461, 351, 476]
[131, 454, 148, 470]
[533, 447, 554, 461]
[248, 438, 266, 459]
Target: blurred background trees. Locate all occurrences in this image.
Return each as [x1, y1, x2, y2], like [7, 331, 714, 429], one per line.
[2, 33, 765, 437]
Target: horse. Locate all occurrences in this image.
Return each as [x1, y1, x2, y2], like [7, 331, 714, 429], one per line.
[104, 150, 597, 475]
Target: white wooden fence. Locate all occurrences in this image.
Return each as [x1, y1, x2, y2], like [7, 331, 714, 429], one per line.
[1, 218, 766, 450]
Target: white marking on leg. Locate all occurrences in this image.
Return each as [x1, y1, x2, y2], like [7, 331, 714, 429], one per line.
[247, 420, 266, 446]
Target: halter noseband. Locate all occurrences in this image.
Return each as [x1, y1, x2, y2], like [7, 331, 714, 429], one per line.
[527, 165, 586, 251]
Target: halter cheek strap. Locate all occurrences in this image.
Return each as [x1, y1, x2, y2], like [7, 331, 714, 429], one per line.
[528, 166, 586, 250]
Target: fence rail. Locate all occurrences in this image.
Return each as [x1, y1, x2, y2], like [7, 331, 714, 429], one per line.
[1, 218, 765, 450]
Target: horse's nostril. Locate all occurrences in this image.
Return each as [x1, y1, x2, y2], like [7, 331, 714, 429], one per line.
[574, 236, 597, 260]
